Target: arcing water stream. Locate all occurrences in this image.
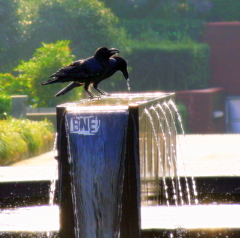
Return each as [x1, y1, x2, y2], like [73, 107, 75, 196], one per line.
[1, 93, 240, 238]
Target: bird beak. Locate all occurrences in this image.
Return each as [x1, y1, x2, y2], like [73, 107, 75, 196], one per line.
[109, 48, 119, 56]
[121, 68, 130, 90]
[121, 68, 129, 80]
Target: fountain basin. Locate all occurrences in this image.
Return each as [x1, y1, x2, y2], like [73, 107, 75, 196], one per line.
[2, 93, 240, 237]
[1, 204, 240, 237]
[56, 92, 176, 237]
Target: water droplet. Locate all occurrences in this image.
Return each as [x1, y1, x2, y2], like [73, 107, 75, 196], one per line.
[127, 79, 130, 91]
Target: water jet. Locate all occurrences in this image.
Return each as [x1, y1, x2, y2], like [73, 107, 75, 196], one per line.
[56, 92, 192, 237]
[1, 93, 240, 238]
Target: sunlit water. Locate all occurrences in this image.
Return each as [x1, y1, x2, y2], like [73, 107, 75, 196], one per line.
[65, 109, 129, 238]
[168, 99, 198, 204]
[1, 204, 240, 232]
[139, 100, 197, 207]
[0, 205, 59, 232]
[1, 94, 239, 237]
[141, 204, 240, 230]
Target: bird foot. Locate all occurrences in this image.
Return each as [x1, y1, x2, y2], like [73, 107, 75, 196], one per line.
[89, 95, 101, 100]
[98, 93, 111, 97]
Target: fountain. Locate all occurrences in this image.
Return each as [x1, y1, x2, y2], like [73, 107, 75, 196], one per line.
[1, 92, 240, 237]
[56, 92, 193, 237]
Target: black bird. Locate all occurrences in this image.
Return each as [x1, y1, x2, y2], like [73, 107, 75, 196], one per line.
[54, 56, 129, 97]
[40, 47, 119, 98]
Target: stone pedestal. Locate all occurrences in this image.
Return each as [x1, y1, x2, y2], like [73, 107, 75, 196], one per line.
[11, 95, 28, 118]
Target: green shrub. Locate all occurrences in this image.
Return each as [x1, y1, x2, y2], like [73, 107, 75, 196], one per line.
[15, 40, 80, 107]
[121, 19, 205, 42]
[175, 102, 188, 133]
[207, 0, 240, 21]
[144, 0, 212, 20]
[100, 0, 156, 19]
[0, 94, 11, 118]
[110, 0, 240, 22]
[0, 118, 54, 165]
[127, 41, 210, 92]
[0, 130, 28, 165]
[101, 0, 212, 20]
[9, 119, 54, 154]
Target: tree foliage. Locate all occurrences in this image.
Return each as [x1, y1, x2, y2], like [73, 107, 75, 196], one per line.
[0, 73, 29, 117]
[0, 0, 22, 72]
[0, 0, 128, 73]
[206, 0, 240, 21]
[102, 0, 240, 22]
[0, 94, 11, 118]
[0, 73, 30, 95]
[17, 0, 128, 60]
[15, 40, 79, 107]
[101, 0, 212, 19]
[122, 18, 204, 42]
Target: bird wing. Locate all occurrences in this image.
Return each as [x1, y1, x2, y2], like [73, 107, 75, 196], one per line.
[50, 58, 105, 80]
[93, 57, 118, 85]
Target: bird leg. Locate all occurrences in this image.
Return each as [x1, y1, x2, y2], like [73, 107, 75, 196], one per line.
[93, 82, 110, 96]
[84, 83, 99, 99]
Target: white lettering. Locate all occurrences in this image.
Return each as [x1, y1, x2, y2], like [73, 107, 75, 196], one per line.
[70, 116, 100, 135]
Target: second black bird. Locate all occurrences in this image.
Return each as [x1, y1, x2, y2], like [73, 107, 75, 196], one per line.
[40, 47, 119, 98]
[54, 56, 129, 97]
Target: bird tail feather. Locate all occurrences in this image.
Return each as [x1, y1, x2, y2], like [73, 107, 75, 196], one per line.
[40, 78, 60, 85]
[55, 82, 82, 97]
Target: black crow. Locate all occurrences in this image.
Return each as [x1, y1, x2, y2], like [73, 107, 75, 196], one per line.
[40, 47, 119, 98]
[54, 56, 129, 97]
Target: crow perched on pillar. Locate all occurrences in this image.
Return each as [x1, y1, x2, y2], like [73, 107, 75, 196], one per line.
[54, 56, 129, 97]
[40, 47, 119, 98]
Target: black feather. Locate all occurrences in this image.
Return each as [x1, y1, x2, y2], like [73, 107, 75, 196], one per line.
[41, 47, 119, 98]
[55, 56, 129, 97]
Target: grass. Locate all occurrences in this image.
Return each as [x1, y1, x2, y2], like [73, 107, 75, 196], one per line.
[0, 118, 54, 165]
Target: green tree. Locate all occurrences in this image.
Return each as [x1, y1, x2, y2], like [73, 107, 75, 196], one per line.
[0, 73, 31, 95]
[17, 0, 128, 60]
[0, 94, 11, 118]
[15, 40, 80, 107]
[0, 0, 21, 72]
[0, 73, 30, 117]
[206, 0, 240, 21]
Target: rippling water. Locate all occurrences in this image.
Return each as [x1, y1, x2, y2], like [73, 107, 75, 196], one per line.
[1, 204, 240, 233]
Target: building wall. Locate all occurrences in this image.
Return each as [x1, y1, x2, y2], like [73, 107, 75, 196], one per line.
[176, 88, 225, 133]
[201, 22, 240, 95]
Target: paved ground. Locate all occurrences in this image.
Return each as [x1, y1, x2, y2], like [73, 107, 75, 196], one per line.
[0, 151, 57, 182]
[11, 151, 57, 167]
[0, 134, 240, 181]
[177, 134, 240, 176]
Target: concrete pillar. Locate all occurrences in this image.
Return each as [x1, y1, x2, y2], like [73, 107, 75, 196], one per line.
[11, 95, 28, 118]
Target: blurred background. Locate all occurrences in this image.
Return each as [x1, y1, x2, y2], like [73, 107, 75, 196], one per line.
[2, 0, 239, 105]
[1, 0, 240, 135]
